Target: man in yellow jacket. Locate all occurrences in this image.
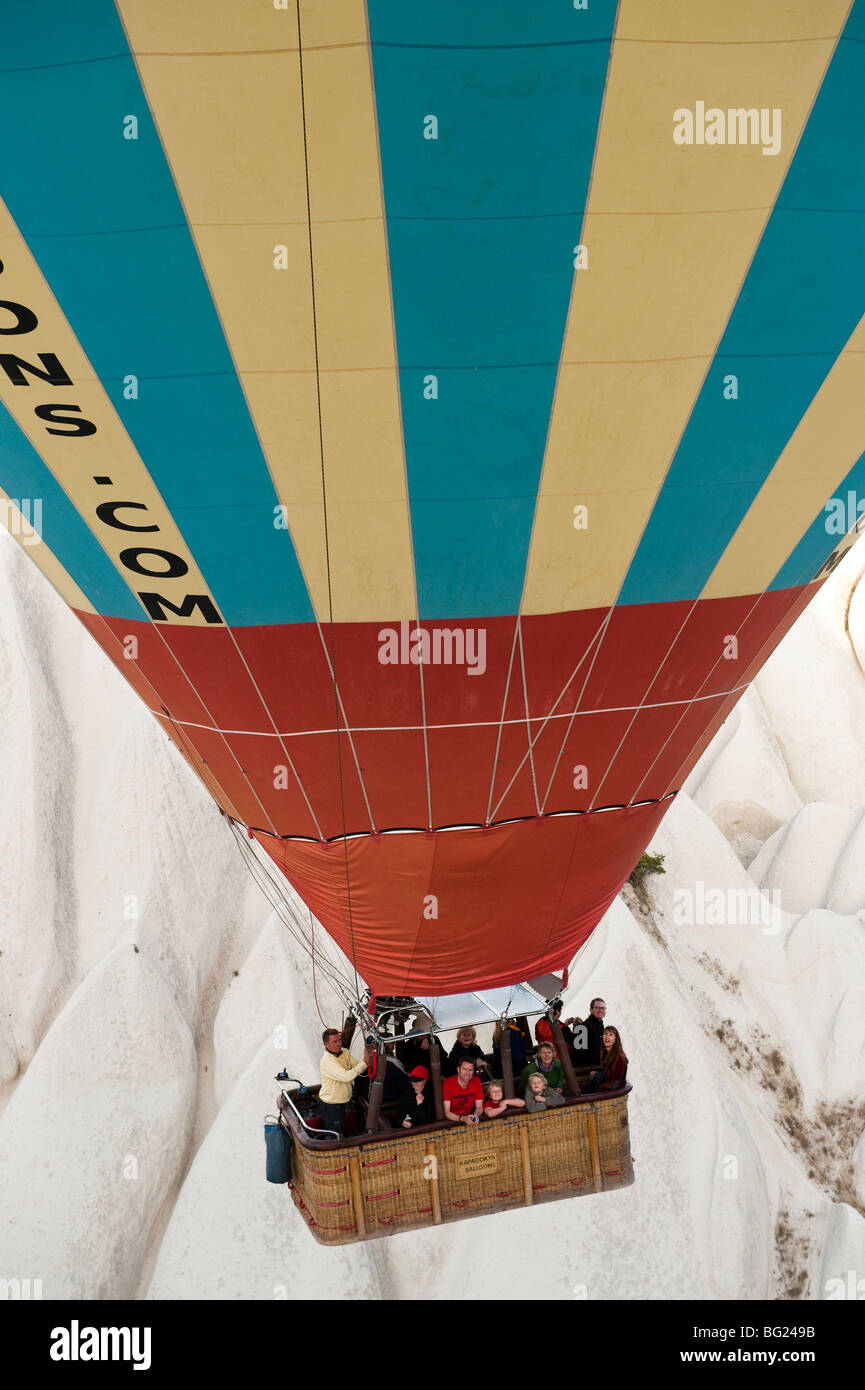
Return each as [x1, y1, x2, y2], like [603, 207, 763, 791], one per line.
[319, 1028, 368, 1136]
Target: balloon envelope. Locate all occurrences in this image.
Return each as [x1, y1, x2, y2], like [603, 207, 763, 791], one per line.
[1, 0, 864, 992]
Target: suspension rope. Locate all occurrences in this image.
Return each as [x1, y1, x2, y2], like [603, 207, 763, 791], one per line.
[87, 613, 247, 823]
[516, 0, 623, 819]
[309, 907, 328, 1028]
[296, 0, 361, 999]
[147, 623, 281, 835]
[655, 583, 816, 802]
[541, 607, 617, 813]
[160, 702, 233, 811]
[587, 595, 705, 811]
[485, 618, 520, 824]
[627, 588, 768, 805]
[222, 625, 325, 838]
[228, 821, 357, 1003]
[417, 652, 433, 831]
[489, 610, 609, 823]
[517, 616, 541, 815]
[150, 680, 749, 741]
[313, 627, 377, 833]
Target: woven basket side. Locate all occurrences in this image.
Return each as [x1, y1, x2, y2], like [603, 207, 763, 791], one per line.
[287, 1091, 634, 1244]
[357, 1135, 435, 1234]
[595, 1095, 634, 1191]
[526, 1105, 595, 1198]
[435, 1117, 526, 1217]
[290, 1139, 358, 1243]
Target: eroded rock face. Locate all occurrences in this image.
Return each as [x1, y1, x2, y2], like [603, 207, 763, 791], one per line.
[685, 690, 801, 867]
[1, 527, 864, 1299]
[709, 799, 789, 869]
[749, 804, 865, 916]
[0, 946, 196, 1300]
[147, 1032, 383, 1303]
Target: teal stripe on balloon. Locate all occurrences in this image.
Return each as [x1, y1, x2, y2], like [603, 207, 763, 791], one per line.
[368, 0, 617, 619]
[620, 5, 865, 606]
[0, 1, 313, 626]
[771, 455, 865, 590]
[0, 406, 142, 618]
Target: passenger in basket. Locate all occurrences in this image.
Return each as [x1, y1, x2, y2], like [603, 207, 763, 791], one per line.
[491, 1018, 529, 1079]
[401, 1066, 435, 1128]
[446, 1026, 490, 1079]
[442, 1058, 484, 1125]
[589, 1026, 628, 1092]
[318, 1027, 367, 1137]
[402, 1025, 438, 1076]
[482, 1079, 526, 1119]
[534, 1001, 573, 1048]
[518, 1041, 565, 1095]
[524, 1071, 566, 1113]
[378, 1053, 415, 1114]
[568, 998, 606, 1066]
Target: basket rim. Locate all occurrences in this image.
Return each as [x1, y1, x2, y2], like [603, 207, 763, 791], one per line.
[283, 1081, 632, 1152]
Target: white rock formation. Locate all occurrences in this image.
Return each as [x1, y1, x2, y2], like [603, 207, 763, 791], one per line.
[0, 945, 195, 1299]
[749, 804, 865, 917]
[0, 527, 863, 1300]
[684, 687, 802, 865]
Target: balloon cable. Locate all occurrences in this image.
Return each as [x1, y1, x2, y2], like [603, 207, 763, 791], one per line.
[309, 907, 328, 1029]
[227, 820, 356, 1007]
[295, 0, 361, 1001]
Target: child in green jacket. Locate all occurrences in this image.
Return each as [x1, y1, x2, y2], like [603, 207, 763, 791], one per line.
[518, 1041, 565, 1095]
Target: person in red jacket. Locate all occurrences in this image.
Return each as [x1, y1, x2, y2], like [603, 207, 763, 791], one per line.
[534, 1002, 575, 1052]
[482, 1079, 525, 1119]
[589, 1026, 628, 1091]
[443, 1058, 484, 1124]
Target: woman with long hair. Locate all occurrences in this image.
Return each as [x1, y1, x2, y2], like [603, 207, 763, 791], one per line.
[589, 1025, 628, 1091]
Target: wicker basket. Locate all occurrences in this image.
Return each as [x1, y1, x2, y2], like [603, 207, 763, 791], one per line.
[283, 1086, 633, 1244]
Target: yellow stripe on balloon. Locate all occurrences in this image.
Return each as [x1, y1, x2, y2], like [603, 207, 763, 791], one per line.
[0, 202, 223, 625]
[521, 0, 849, 617]
[702, 309, 865, 599]
[120, 0, 417, 624]
[0, 488, 96, 613]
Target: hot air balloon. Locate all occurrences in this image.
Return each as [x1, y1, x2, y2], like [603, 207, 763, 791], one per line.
[2, 0, 864, 1239]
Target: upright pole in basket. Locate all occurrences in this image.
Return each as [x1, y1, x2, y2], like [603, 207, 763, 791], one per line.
[550, 1015, 580, 1095]
[365, 1042, 387, 1132]
[429, 1037, 445, 1120]
[500, 1021, 515, 1098]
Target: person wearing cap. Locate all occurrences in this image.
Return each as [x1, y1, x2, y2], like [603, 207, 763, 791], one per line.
[401, 1065, 435, 1128]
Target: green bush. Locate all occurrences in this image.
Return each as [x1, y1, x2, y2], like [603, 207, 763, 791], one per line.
[628, 851, 666, 887]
